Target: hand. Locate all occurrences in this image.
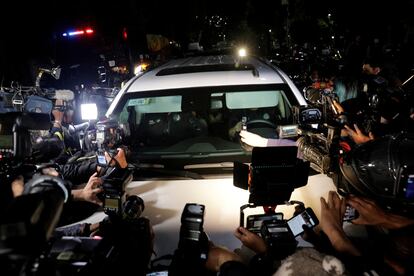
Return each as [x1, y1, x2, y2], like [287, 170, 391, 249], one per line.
[344, 124, 374, 144]
[346, 195, 414, 229]
[239, 130, 268, 147]
[105, 148, 128, 168]
[42, 167, 59, 177]
[52, 100, 64, 123]
[320, 191, 360, 256]
[72, 172, 103, 205]
[11, 176, 24, 197]
[229, 121, 243, 139]
[234, 226, 267, 254]
[320, 191, 346, 238]
[205, 244, 242, 272]
[332, 100, 345, 114]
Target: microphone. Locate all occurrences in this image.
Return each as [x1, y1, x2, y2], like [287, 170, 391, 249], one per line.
[46, 89, 75, 101]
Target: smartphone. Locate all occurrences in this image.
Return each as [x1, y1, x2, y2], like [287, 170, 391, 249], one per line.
[96, 149, 107, 166]
[405, 174, 414, 199]
[287, 207, 319, 237]
[241, 116, 247, 130]
[343, 205, 359, 222]
[246, 213, 284, 234]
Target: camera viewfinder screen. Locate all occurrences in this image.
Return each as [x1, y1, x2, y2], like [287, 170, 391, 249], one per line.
[105, 198, 119, 209]
[0, 135, 13, 148]
[287, 211, 316, 236]
[406, 175, 414, 199]
[248, 213, 283, 232]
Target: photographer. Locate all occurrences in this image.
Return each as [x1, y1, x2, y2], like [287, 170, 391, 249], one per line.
[11, 169, 102, 207]
[205, 244, 248, 275]
[227, 191, 410, 276]
[339, 56, 413, 144]
[51, 99, 81, 164]
[320, 191, 414, 275]
[226, 192, 352, 276]
[56, 149, 129, 226]
[344, 195, 414, 275]
[59, 147, 128, 186]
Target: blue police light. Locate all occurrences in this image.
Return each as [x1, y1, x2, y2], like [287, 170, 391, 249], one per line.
[69, 30, 85, 36]
[62, 28, 94, 37]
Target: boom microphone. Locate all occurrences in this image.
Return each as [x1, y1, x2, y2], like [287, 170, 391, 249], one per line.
[47, 89, 75, 101]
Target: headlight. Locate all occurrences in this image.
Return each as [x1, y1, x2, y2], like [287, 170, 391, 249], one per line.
[238, 48, 247, 57]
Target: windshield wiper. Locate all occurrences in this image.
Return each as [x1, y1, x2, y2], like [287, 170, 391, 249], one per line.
[133, 165, 204, 179]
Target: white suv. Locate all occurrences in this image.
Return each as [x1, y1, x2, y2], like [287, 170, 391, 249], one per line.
[105, 55, 335, 257]
[108, 55, 306, 163]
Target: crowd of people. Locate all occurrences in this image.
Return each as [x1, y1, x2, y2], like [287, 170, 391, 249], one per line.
[218, 52, 414, 275]
[2, 39, 414, 275]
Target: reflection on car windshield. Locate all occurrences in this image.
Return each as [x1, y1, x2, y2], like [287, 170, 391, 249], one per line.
[116, 85, 294, 162]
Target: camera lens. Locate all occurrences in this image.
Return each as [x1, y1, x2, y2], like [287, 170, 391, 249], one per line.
[123, 195, 144, 219]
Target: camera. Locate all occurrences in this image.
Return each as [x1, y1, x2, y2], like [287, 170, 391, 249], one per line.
[246, 213, 283, 234]
[95, 119, 125, 150]
[233, 146, 310, 257]
[0, 174, 70, 275]
[234, 146, 309, 208]
[260, 218, 297, 259]
[0, 112, 64, 184]
[82, 118, 132, 216]
[169, 203, 209, 275]
[293, 101, 343, 176]
[44, 195, 151, 275]
[99, 166, 133, 216]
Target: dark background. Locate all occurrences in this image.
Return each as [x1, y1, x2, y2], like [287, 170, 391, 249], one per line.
[1, 0, 413, 85]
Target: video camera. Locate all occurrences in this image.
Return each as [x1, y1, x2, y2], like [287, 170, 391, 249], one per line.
[293, 87, 344, 175]
[362, 75, 413, 133]
[0, 112, 64, 182]
[233, 146, 310, 258]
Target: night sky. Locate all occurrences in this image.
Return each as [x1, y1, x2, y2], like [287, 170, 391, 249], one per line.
[1, 0, 413, 85]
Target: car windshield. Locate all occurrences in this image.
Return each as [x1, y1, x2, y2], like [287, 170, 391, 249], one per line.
[113, 84, 297, 166]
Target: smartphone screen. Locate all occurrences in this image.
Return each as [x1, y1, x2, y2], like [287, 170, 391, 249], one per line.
[241, 116, 247, 130]
[97, 150, 107, 166]
[287, 208, 318, 236]
[406, 175, 414, 199]
[147, 272, 168, 276]
[247, 213, 283, 233]
[343, 205, 359, 222]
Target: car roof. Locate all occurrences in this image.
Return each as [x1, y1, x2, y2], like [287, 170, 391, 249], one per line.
[126, 55, 287, 92]
[106, 55, 306, 116]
